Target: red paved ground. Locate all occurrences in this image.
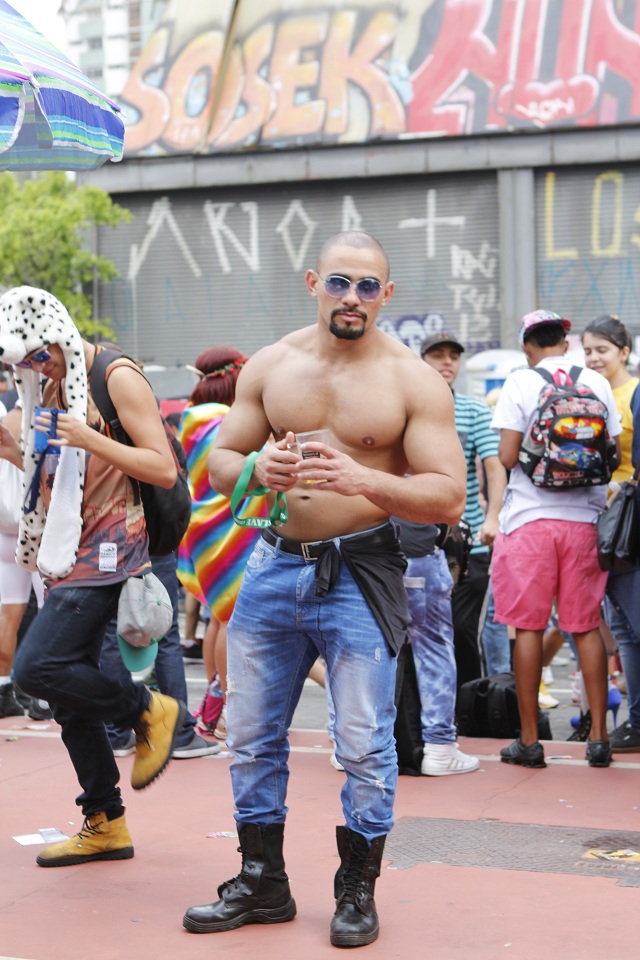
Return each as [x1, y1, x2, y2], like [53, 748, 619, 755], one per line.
[2, 718, 639, 960]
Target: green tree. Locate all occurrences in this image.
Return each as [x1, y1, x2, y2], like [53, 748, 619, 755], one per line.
[0, 172, 131, 339]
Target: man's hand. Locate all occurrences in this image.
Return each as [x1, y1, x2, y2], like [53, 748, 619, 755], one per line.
[476, 515, 499, 547]
[0, 421, 22, 468]
[253, 432, 300, 492]
[38, 410, 94, 451]
[293, 440, 368, 496]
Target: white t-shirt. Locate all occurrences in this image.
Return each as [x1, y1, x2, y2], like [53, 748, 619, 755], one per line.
[491, 357, 621, 534]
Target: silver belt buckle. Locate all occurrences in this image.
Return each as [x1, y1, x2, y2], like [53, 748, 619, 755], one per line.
[301, 539, 324, 560]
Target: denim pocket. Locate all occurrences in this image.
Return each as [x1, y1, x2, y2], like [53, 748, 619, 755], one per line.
[246, 541, 271, 571]
[404, 577, 426, 626]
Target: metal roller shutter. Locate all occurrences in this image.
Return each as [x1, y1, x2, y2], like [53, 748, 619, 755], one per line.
[535, 164, 640, 341]
[97, 171, 500, 366]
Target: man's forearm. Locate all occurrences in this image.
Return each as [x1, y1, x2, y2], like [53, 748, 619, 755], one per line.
[208, 448, 255, 499]
[359, 468, 465, 527]
[484, 458, 507, 520]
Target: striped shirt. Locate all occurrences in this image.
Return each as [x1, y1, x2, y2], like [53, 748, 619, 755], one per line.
[453, 391, 499, 555]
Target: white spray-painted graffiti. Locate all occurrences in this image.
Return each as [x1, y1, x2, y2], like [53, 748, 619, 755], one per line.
[448, 240, 498, 344]
[109, 188, 501, 357]
[398, 189, 466, 258]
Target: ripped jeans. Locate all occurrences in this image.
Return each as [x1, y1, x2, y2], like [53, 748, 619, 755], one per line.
[226, 535, 398, 842]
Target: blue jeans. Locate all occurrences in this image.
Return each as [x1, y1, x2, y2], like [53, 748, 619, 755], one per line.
[603, 593, 640, 729]
[13, 583, 149, 818]
[99, 552, 196, 748]
[481, 580, 511, 675]
[404, 552, 457, 744]
[227, 536, 398, 842]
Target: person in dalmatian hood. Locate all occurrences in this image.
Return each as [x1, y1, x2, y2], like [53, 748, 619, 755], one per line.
[0, 286, 185, 868]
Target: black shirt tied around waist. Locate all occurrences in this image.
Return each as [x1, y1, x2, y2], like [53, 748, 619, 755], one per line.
[262, 523, 409, 656]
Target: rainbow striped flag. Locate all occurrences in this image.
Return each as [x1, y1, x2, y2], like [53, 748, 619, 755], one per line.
[177, 402, 267, 621]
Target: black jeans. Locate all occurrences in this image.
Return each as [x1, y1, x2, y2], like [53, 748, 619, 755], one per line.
[14, 582, 150, 818]
[452, 552, 491, 693]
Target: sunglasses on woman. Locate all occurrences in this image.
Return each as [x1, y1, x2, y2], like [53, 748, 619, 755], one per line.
[318, 274, 383, 302]
[17, 348, 51, 369]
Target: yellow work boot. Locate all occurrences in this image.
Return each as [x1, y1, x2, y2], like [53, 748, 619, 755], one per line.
[131, 691, 185, 790]
[36, 812, 134, 867]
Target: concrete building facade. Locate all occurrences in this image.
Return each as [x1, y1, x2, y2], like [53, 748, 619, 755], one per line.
[78, 1, 640, 376]
[62, 0, 169, 98]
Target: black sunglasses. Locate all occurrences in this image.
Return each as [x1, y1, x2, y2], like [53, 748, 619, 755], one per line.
[318, 274, 383, 302]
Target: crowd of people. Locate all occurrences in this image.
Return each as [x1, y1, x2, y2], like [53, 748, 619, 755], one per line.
[0, 230, 638, 949]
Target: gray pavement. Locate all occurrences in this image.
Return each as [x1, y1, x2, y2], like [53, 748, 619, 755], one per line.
[181, 655, 330, 731]
[179, 638, 628, 743]
[535, 642, 628, 741]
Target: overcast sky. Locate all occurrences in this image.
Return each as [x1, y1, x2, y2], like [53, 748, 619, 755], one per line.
[8, 0, 70, 57]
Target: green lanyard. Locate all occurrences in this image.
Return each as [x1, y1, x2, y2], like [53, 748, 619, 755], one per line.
[230, 451, 288, 528]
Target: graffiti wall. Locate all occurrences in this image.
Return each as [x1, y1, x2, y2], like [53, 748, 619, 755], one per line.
[535, 165, 640, 328]
[96, 172, 500, 364]
[120, 0, 640, 158]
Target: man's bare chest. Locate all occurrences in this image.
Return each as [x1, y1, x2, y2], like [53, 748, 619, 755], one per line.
[263, 364, 407, 453]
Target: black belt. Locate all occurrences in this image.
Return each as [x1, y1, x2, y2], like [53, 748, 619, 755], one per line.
[261, 523, 396, 561]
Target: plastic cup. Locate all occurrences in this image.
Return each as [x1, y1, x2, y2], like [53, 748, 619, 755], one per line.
[293, 429, 332, 485]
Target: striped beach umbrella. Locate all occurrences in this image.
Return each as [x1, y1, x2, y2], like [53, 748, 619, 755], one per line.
[0, 0, 124, 171]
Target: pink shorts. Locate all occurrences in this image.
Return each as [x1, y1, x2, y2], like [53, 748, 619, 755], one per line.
[492, 519, 607, 634]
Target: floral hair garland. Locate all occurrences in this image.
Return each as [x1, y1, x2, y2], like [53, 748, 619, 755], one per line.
[186, 357, 248, 380]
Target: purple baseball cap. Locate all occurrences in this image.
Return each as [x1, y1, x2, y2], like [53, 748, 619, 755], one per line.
[519, 309, 571, 345]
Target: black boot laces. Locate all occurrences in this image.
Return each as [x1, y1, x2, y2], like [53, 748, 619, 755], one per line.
[77, 815, 104, 841]
[340, 849, 369, 905]
[221, 848, 257, 894]
[134, 718, 152, 750]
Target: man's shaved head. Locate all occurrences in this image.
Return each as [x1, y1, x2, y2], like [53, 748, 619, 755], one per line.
[316, 231, 390, 280]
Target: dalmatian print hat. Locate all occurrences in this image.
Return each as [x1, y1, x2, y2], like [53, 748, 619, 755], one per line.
[0, 286, 87, 579]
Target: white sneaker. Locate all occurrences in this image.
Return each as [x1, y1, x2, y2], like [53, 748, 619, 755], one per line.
[538, 680, 560, 709]
[329, 741, 345, 771]
[541, 665, 554, 685]
[112, 731, 136, 757]
[421, 743, 479, 776]
[551, 655, 569, 667]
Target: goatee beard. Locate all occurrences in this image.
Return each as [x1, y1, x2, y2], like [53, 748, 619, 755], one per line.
[329, 311, 366, 340]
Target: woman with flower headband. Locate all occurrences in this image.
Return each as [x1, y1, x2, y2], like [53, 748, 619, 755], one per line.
[177, 346, 265, 739]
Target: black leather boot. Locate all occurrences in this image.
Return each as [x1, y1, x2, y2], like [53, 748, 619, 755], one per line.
[330, 826, 386, 948]
[0, 682, 25, 718]
[183, 823, 296, 933]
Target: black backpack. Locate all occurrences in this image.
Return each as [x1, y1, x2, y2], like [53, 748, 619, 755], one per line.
[457, 672, 552, 741]
[90, 348, 191, 556]
[519, 366, 616, 489]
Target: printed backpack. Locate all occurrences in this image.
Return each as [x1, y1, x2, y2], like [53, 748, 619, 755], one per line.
[90, 348, 192, 556]
[518, 366, 616, 489]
